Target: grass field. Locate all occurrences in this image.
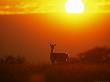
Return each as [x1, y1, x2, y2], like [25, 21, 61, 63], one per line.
[0, 64, 110, 82]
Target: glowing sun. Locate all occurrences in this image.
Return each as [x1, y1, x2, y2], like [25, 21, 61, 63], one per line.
[65, 0, 85, 14]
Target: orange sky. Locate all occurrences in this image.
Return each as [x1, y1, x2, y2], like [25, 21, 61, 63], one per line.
[0, 0, 110, 63]
[0, 13, 110, 63]
[0, 0, 110, 14]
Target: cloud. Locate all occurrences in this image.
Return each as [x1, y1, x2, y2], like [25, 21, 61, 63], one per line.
[0, 0, 66, 14]
[0, 0, 110, 14]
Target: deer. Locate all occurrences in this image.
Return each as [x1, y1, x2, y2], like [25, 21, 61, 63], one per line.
[50, 44, 69, 64]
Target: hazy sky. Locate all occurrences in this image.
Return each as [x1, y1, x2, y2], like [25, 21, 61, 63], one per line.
[0, 0, 110, 14]
[0, 13, 110, 63]
[0, 0, 110, 63]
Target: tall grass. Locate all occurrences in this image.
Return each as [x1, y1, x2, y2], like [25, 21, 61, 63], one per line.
[0, 64, 110, 82]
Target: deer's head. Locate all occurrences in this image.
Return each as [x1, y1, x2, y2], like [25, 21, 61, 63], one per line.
[50, 44, 56, 50]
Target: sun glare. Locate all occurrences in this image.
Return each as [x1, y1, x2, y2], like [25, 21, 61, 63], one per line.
[65, 0, 85, 14]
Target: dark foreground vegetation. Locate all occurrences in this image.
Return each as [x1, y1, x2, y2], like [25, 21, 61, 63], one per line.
[0, 46, 110, 82]
[0, 64, 110, 82]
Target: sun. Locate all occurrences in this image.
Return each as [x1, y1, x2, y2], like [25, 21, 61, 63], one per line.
[65, 0, 85, 14]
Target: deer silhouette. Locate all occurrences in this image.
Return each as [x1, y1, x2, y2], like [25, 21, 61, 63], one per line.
[50, 44, 69, 64]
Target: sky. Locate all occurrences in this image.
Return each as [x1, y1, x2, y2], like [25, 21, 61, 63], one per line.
[0, 0, 110, 63]
[0, 0, 110, 14]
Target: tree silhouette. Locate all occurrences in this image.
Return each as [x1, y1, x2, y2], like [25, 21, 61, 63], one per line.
[5, 56, 15, 64]
[0, 55, 25, 64]
[78, 47, 110, 64]
[16, 56, 25, 64]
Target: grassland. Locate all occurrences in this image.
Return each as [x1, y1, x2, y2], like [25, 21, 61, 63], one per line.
[0, 64, 110, 82]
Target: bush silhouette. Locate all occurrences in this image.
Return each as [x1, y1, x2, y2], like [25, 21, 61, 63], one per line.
[78, 47, 110, 64]
[0, 55, 25, 64]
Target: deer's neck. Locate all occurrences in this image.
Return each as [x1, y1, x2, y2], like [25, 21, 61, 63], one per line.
[51, 49, 54, 54]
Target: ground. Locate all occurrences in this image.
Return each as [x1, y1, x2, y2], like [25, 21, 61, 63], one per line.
[0, 64, 110, 82]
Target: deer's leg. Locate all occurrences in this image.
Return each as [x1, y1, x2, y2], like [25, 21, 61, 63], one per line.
[51, 59, 55, 64]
